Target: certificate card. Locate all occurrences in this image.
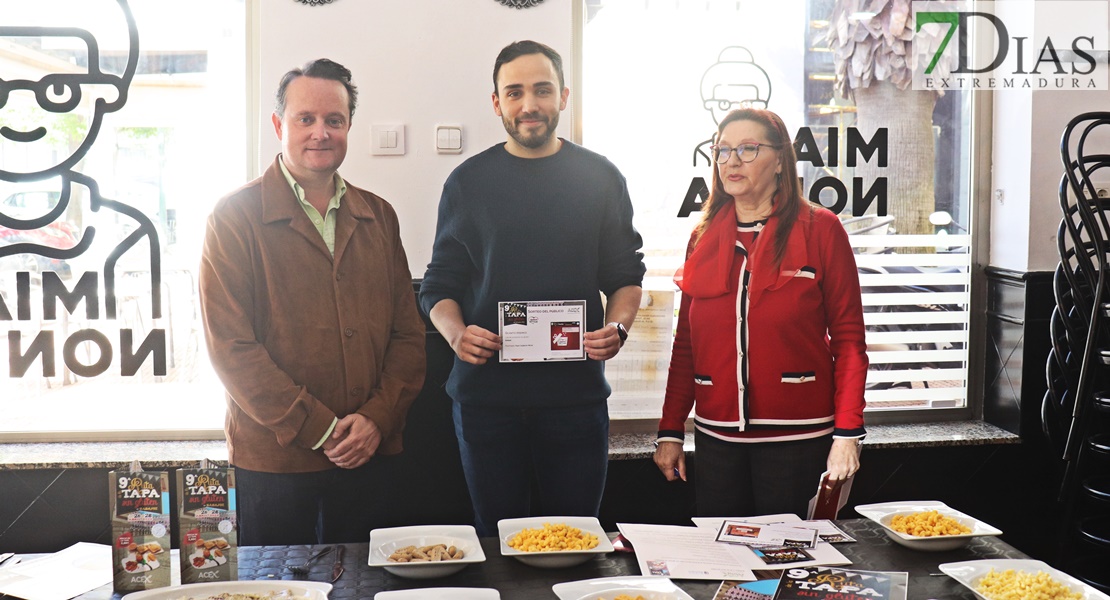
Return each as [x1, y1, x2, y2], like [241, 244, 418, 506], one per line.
[498, 300, 587, 363]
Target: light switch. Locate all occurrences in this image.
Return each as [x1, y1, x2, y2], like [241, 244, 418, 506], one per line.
[371, 123, 405, 156]
[435, 124, 463, 154]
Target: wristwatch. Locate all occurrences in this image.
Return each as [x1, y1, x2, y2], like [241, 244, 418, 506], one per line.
[608, 322, 628, 346]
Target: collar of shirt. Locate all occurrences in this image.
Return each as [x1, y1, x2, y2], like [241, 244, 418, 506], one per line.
[277, 155, 346, 254]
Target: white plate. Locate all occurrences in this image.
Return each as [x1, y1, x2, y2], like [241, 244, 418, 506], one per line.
[122, 580, 332, 600]
[939, 559, 1110, 600]
[498, 516, 614, 568]
[374, 588, 500, 599]
[854, 501, 1002, 551]
[368, 525, 486, 579]
[552, 576, 694, 600]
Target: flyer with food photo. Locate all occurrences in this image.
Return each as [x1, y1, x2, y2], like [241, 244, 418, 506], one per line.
[108, 468, 171, 593]
[177, 466, 238, 583]
[716, 520, 820, 549]
[755, 546, 815, 565]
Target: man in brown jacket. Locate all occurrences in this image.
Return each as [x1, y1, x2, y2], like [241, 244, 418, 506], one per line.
[199, 59, 425, 545]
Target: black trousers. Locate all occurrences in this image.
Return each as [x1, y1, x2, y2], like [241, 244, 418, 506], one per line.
[234, 455, 398, 546]
[693, 430, 832, 519]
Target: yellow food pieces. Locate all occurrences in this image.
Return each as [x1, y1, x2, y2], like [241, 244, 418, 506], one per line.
[889, 510, 972, 536]
[608, 596, 645, 600]
[975, 568, 1082, 600]
[507, 522, 600, 552]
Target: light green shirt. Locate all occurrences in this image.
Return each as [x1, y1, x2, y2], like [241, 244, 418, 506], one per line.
[278, 156, 347, 256]
[278, 156, 341, 449]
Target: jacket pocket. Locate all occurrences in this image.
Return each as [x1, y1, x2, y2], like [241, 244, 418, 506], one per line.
[694, 374, 714, 386]
[793, 266, 817, 279]
[781, 371, 816, 383]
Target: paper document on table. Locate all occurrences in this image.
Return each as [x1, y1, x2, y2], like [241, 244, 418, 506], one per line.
[616, 523, 756, 581]
[799, 519, 856, 544]
[0, 542, 112, 600]
[692, 515, 853, 543]
[691, 517, 852, 570]
[715, 520, 820, 548]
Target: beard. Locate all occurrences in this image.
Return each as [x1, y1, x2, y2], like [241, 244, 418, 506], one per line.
[503, 110, 560, 149]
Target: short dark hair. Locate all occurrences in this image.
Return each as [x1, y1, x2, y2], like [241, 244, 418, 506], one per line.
[492, 40, 565, 94]
[274, 58, 358, 119]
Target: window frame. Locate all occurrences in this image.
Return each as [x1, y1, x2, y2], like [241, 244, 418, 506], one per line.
[0, 0, 257, 444]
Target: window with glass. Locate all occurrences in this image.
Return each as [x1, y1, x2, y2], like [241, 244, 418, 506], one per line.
[582, 0, 977, 419]
[0, 0, 247, 440]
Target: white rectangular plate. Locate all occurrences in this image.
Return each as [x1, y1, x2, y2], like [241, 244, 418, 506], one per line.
[552, 576, 694, 600]
[854, 500, 1001, 551]
[368, 525, 485, 579]
[374, 588, 500, 599]
[939, 559, 1110, 600]
[122, 581, 332, 600]
[498, 516, 614, 569]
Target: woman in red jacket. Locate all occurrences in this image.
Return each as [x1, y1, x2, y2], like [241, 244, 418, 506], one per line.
[653, 108, 868, 518]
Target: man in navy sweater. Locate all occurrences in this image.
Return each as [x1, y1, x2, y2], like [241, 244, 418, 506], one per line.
[420, 40, 645, 536]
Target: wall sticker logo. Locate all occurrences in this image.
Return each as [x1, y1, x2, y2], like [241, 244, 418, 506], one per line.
[0, 0, 165, 378]
[912, 1, 1109, 91]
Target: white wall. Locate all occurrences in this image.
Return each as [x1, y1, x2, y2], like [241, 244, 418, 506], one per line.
[991, 0, 1110, 273]
[257, 0, 573, 276]
[258, 1, 1110, 276]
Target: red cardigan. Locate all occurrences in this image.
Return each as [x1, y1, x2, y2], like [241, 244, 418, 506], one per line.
[658, 205, 867, 442]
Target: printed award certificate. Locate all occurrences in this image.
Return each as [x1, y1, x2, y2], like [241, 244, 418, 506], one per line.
[498, 300, 587, 363]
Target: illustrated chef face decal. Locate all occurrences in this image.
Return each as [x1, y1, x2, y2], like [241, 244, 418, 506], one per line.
[0, 0, 164, 345]
[689, 46, 774, 170]
[0, 0, 138, 182]
[700, 46, 772, 126]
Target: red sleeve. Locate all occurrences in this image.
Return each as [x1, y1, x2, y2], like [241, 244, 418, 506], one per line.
[816, 210, 868, 435]
[659, 233, 698, 434]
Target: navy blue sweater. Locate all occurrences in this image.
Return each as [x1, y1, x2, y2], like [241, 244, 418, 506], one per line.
[419, 141, 645, 407]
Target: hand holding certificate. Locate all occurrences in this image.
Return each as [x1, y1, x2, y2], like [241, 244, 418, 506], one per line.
[498, 300, 587, 362]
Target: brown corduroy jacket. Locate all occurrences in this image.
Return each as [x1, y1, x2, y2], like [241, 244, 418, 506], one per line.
[199, 156, 426, 473]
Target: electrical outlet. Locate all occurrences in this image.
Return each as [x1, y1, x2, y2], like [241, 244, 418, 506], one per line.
[1092, 181, 1110, 199]
[1083, 178, 1110, 197]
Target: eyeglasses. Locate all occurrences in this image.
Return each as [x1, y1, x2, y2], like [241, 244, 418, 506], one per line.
[710, 143, 779, 164]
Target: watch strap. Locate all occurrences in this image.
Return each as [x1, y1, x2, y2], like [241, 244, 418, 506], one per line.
[608, 322, 628, 346]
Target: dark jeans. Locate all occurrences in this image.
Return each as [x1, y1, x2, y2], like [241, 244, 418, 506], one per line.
[452, 400, 609, 537]
[694, 430, 832, 519]
[234, 455, 397, 546]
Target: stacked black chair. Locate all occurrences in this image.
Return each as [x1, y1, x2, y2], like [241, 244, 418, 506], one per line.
[1046, 112, 1110, 592]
